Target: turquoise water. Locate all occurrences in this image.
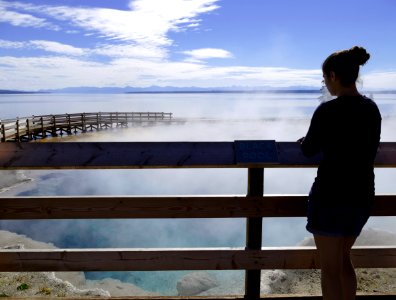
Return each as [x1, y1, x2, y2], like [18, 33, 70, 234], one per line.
[1, 92, 396, 295]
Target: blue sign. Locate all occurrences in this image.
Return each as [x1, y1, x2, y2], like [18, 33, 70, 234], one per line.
[235, 140, 279, 164]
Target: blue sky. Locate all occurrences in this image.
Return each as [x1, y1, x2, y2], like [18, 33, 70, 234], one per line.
[0, 0, 396, 90]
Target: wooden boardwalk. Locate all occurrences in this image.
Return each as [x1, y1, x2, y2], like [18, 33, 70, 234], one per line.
[0, 112, 172, 142]
[1, 141, 396, 299]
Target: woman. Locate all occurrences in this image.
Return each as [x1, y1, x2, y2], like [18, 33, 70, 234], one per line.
[299, 46, 382, 300]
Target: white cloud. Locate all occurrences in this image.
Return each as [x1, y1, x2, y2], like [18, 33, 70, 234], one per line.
[0, 39, 87, 56]
[0, 39, 25, 49]
[92, 44, 167, 59]
[29, 40, 86, 56]
[0, 38, 166, 59]
[0, 55, 324, 90]
[187, 23, 200, 28]
[128, 0, 219, 29]
[0, 8, 47, 28]
[0, 0, 59, 30]
[0, 0, 220, 62]
[362, 71, 396, 90]
[1, 0, 219, 45]
[182, 48, 233, 62]
[2, 54, 395, 90]
[0, 56, 107, 89]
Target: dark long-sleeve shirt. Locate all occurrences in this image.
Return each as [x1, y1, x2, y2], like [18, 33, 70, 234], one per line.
[301, 95, 381, 203]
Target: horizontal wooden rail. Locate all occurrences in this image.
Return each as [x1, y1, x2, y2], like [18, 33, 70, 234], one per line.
[0, 195, 395, 220]
[1, 246, 396, 272]
[0, 142, 396, 169]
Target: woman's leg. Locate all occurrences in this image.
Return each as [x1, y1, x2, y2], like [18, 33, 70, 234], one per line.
[341, 236, 358, 300]
[314, 234, 343, 300]
[314, 235, 357, 300]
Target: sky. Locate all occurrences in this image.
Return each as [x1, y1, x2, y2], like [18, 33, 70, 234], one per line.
[0, 0, 396, 91]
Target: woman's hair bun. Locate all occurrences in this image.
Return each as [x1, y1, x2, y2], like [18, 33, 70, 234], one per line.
[348, 46, 370, 66]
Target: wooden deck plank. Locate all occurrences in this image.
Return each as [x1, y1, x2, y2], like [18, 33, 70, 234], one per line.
[1, 247, 396, 272]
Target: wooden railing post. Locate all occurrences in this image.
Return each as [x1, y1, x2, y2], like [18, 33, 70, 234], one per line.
[82, 113, 86, 132]
[15, 119, 20, 141]
[0, 123, 4, 142]
[245, 167, 264, 299]
[40, 117, 45, 138]
[67, 114, 72, 134]
[26, 118, 31, 140]
[88, 113, 93, 131]
[51, 115, 57, 136]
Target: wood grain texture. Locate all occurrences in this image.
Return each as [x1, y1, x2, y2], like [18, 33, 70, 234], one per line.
[1, 142, 396, 169]
[0, 142, 236, 169]
[1, 195, 395, 220]
[1, 247, 396, 272]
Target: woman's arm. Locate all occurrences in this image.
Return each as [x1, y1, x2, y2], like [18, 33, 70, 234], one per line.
[300, 105, 323, 157]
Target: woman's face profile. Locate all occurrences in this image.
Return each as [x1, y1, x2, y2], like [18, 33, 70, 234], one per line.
[323, 72, 337, 96]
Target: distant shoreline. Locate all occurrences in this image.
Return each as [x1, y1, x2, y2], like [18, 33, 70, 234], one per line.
[124, 90, 322, 94]
[1, 89, 396, 95]
[0, 90, 47, 95]
[1, 89, 321, 94]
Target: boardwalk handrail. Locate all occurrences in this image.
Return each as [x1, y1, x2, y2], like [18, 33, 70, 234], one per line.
[0, 112, 173, 142]
[1, 141, 396, 299]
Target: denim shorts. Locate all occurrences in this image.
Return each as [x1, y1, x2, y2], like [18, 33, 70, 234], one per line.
[306, 192, 373, 237]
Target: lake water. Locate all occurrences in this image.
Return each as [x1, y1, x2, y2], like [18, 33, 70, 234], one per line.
[0, 92, 319, 119]
[1, 92, 396, 295]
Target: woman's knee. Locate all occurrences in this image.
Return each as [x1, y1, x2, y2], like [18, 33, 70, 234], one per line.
[314, 235, 344, 272]
[342, 236, 357, 265]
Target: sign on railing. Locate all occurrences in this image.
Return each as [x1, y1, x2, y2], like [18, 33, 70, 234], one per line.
[235, 140, 279, 165]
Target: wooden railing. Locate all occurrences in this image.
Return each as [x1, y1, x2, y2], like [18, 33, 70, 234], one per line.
[0, 112, 173, 142]
[0, 141, 396, 299]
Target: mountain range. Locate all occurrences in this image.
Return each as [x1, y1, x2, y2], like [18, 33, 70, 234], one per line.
[1, 86, 320, 94]
[1, 86, 396, 94]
